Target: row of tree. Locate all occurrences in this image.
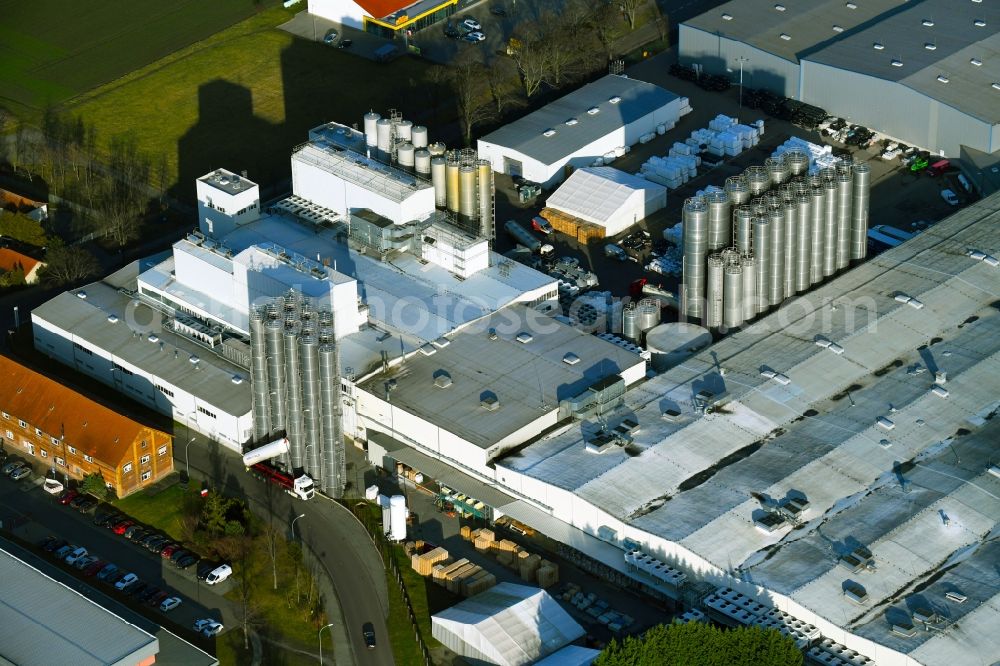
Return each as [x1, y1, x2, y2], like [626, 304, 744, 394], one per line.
[595, 621, 804, 666]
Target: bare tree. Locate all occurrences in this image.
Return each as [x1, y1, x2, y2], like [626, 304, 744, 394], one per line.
[508, 28, 549, 98]
[485, 57, 522, 116]
[263, 521, 280, 591]
[449, 51, 494, 146]
[620, 0, 641, 30]
[590, 2, 621, 62]
[97, 135, 150, 246]
[218, 536, 260, 650]
[40, 245, 100, 285]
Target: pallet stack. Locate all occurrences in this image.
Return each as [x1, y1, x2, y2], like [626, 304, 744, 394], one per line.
[411, 546, 450, 576]
[536, 560, 559, 588]
[472, 528, 495, 553]
[540, 207, 606, 242]
[519, 553, 542, 582]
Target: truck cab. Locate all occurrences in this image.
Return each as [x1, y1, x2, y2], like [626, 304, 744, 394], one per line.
[294, 474, 316, 500]
[531, 216, 554, 235]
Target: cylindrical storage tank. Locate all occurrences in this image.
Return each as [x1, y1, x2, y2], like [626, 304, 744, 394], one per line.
[644, 323, 713, 372]
[389, 495, 407, 542]
[752, 217, 771, 312]
[835, 173, 853, 270]
[477, 160, 493, 239]
[396, 119, 413, 142]
[622, 304, 640, 341]
[782, 194, 797, 300]
[706, 254, 725, 329]
[445, 154, 461, 213]
[458, 165, 477, 224]
[706, 191, 732, 251]
[264, 319, 286, 434]
[298, 335, 321, 477]
[428, 141, 447, 156]
[682, 198, 709, 319]
[414, 149, 431, 177]
[250, 310, 271, 441]
[809, 186, 825, 284]
[283, 324, 304, 469]
[765, 156, 789, 186]
[411, 125, 429, 149]
[396, 142, 415, 172]
[318, 343, 344, 497]
[637, 298, 661, 333]
[795, 195, 812, 293]
[850, 161, 870, 261]
[785, 149, 809, 176]
[375, 118, 392, 161]
[723, 262, 744, 329]
[725, 176, 750, 206]
[768, 209, 785, 307]
[734, 207, 753, 254]
[745, 166, 770, 196]
[363, 112, 380, 149]
[820, 166, 837, 182]
[431, 156, 447, 208]
[741, 255, 757, 322]
[822, 179, 838, 276]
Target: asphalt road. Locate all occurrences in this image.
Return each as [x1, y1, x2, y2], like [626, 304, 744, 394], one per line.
[183, 436, 393, 666]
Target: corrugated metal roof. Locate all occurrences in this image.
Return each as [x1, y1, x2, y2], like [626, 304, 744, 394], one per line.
[0, 548, 157, 666]
[478, 75, 678, 166]
[546, 166, 666, 228]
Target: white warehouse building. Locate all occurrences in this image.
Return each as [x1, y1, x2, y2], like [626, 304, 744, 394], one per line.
[477, 75, 684, 188]
[545, 166, 667, 236]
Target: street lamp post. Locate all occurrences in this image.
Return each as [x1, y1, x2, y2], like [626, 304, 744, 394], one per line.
[291, 512, 306, 542]
[318, 622, 335, 665]
[184, 437, 196, 478]
[736, 56, 749, 123]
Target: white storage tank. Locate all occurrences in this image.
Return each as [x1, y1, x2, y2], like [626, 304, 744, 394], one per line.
[645, 323, 713, 372]
[411, 125, 429, 149]
[363, 112, 380, 149]
[389, 495, 408, 541]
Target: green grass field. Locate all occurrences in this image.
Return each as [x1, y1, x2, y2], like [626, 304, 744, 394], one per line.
[0, 0, 269, 116]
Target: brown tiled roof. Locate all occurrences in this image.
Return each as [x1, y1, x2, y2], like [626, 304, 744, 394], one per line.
[0, 355, 155, 465]
[0, 248, 41, 275]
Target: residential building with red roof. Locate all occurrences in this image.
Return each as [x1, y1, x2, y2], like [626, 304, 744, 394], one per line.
[0, 248, 44, 284]
[308, 0, 458, 38]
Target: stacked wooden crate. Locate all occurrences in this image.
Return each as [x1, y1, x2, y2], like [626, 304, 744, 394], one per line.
[411, 546, 450, 576]
[541, 207, 606, 242]
[536, 560, 559, 588]
[472, 528, 495, 553]
[519, 553, 542, 582]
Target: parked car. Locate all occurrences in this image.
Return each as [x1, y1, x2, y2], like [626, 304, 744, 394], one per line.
[175, 553, 200, 569]
[106, 570, 129, 585]
[96, 563, 119, 581]
[75, 497, 98, 513]
[443, 22, 461, 38]
[463, 31, 486, 43]
[37, 535, 57, 549]
[54, 544, 76, 559]
[2, 458, 25, 475]
[127, 582, 149, 599]
[123, 524, 144, 540]
[941, 189, 960, 206]
[322, 29, 338, 45]
[161, 544, 180, 559]
[337, 39, 352, 49]
[170, 549, 190, 565]
[44, 538, 68, 553]
[461, 17, 481, 31]
[490, 5, 506, 16]
[147, 591, 170, 608]
[139, 585, 161, 602]
[115, 573, 139, 591]
[202, 621, 224, 637]
[65, 547, 89, 565]
[68, 494, 89, 510]
[83, 560, 106, 577]
[112, 520, 134, 535]
[73, 555, 99, 570]
[197, 562, 220, 581]
[140, 533, 162, 548]
[57, 489, 79, 505]
[205, 564, 233, 585]
[160, 596, 182, 612]
[98, 512, 123, 528]
[604, 244, 628, 261]
[10, 466, 31, 481]
[148, 538, 171, 554]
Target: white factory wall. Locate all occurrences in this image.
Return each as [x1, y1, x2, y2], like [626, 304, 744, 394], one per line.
[478, 100, 681, 189]
[196, 178, 260, 239]
[173, 244, 237, 310]
[421, 236, 490, 279]
[307, 0, 368, 29]
[137, 281, 245, 337]
[678, 24, 802, 99]
[31, 315, 251, 451]
[291, 155, 436, 224]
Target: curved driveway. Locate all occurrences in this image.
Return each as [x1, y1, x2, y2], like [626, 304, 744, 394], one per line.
[184, 438, 392, 666]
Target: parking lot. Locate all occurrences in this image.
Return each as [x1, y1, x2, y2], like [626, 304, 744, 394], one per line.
[0, 463, 235, 649]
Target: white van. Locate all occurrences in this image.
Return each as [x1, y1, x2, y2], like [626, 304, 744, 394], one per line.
[956, 173, 972, 192]
[205, 564, 233, 585]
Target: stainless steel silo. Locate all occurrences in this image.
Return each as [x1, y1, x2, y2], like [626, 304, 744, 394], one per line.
[766, 156, 789, 186]
[477, 160, 494, 239]
[735, 207, 753, 254]
[298, 335, 321, 477]
[725, 176, 750, 206]
[782, 192, 797, 299]
[795, 195, 812, 292]
[741, 255, 757, 322]
[682, 197, 709, 319]
[446, 153, 461, 213]
[375, 118, 392, 162]
[363, 112, 380, 151]
[318, 342, 345, 497]
[785, 149, 809, 176]
[622, 304, 639, 341]
[706, 254, 725, 329]
[411, 125, 429, 149]
[753, 217, 771, 312]
[637, 298, 661, 333]
[264, 319, 286, 435]
[723, 261, 744, 329]
[768, 208, 785, 307]
[822, 178, 838, 277]
[283, 324, 304, 469]
[851, 161, 870, 261]
[431, 156, 447, 208]
[745, 166, 770, 196]
[458, 165, 478, 225]
[396, 142, 415, 172]
[250, 309, 270, 441]
[414, 149, 431, 177]
[706, 190, 732, 251]
[397, 119, 413, 142]
[428, 141, 447, 156]
[835, 171, 853, 270]
[809, 186, 824, 284]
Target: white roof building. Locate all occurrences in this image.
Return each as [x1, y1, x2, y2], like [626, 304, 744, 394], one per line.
[546, 167, 667, 236]
[431, 583, 586, 666]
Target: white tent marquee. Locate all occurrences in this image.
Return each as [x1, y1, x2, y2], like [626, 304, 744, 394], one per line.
[546, 167, 667, 236]
[431, 583, 586, 666]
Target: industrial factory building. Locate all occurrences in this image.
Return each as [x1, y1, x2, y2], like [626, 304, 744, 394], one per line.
[545, 167, 667, 237]
[679, 0, 1000, 156]
[477, 75, 684, 188]
[308, 0, 457, 38]
[490, 194, 1000, 666]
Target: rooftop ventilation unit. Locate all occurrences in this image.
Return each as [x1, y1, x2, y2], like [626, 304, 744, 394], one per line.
[891, 59, 904, 67]
[971, 58, 983, 66]
[107, 315, 118, 324]
[480, 393, 500, 411]
[846, 1, 857, 8]
[515, 331, 533, 343]
[189, 355, 200, 364]
[565, 118, 578, 126]
[418, 343, 437, 356]
[844, 582, 868, 604]
[563, 352, 581, 365]
[432, 336, 450, 348]
[774, 4, 786, 11]
[876, 416, 895, 430]
[609, 96, 621, 104]
[925, 43, 937, 50]
[721, 12, 733, 20]
[993, 83, 1000, 91]
[148, 334, 159, 343]
[873, 42, 884, 50]
[76, 291, 87, 299]
[833, 25, 844, 32]
[931, 385, 949, 398]
[754, 512, 787, 533]
[779, 33, 791, 40]
[542, 129, 556, 137]
[587, 106, 600, 115]
[936, 75, 949, 83]
[922, 19, 934, 27]
[974, 19, 986, 27]
[945, 590, 967, 603]
[231, 375, 243, 384]
[434, 374, 453, 389]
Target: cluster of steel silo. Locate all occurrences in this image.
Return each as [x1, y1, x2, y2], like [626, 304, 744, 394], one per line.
[681, 151, 870, 329]
[250, 292, 345, 497]
[622, 297, 662, 342]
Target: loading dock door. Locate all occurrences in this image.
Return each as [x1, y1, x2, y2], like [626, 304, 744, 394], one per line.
[504, 157, 522, 178]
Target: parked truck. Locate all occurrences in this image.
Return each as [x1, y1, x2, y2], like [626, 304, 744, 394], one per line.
[242, 438, 315, 500]
[505, 220, 553, 257]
